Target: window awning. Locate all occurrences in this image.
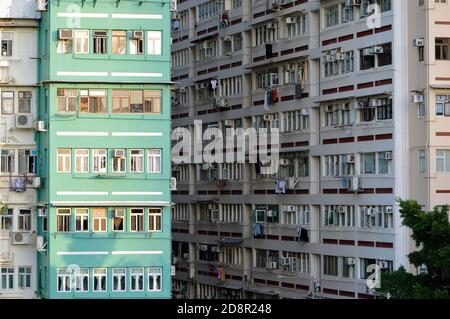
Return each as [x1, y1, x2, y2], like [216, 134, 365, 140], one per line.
[243, 287, 279, 296]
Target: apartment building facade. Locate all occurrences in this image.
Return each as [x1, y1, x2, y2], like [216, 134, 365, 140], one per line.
[35, 0, 172, 299]
[0, 0, 40, 299]
[170, 0, 425, 299]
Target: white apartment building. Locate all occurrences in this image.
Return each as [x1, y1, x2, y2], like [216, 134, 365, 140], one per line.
[0, 0, 40, 299]
[171, 0, 450, 299]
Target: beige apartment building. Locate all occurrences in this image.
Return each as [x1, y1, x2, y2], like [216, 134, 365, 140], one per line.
[170, 0, 450, 299]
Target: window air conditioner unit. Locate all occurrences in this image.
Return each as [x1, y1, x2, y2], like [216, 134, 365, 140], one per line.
[11, 232, 32, 245]
[285, 205, 296, 212]
[385, 206, 393, 214]
[16, 114, 34, 129]
[266, 210, 274, 217]
[224, 120, 233, 126]
[223, 36, 232, 42]
[338, 206, 346, 213]
[369, 99, 382, 107]
[345, 257, 356, 266]
[281, 257, 290, 265]
[263, 114, 273, 122]
[279, 159, 291, 166]
[267, 261, 278, 269]
[348, 176, 362, 193]
[336, 52, 346, 60]
[412, 95, 424, 103]
[366, 208, 376, 216]
[413, 38, 425, 48]
[346, 154, 356, 163]
[113, 149, 125, 158]
[378, 261, 389, 269]
[267, 22, 276, 29]
[35, 120, 47, 132]
[363, 47, 375, 56]
[286, 17, 296, 24]
[37, 208, 47, 217]
[345, 0, 361, 6]
[326, 105, 336, 112]
[58, 29, 73, 40]
[132, 30, 144, 39]
[385, 151, 393, 160]
[373, 46, 384, 54]
[437, 95, 449, 103]
[36, 0, 48, 11]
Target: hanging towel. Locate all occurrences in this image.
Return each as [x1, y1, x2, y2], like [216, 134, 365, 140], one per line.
[275, 180, 286, 194]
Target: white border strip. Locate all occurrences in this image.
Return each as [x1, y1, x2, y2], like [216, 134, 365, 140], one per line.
[57, 251, 109, 256]
[111, 14, 163, 19]
[111, 251, 163, 255]
[111, 72, 163, 77]
[57, 13, 108, 18]
[57, 191, 108, 196]
[111, 132, 163, 137]
[57, 71, 108, 77]
[57, 132, 109, 137]
[112, 192, 163, 196]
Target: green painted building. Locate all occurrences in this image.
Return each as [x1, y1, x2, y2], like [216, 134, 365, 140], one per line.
[35, 0, 172, 299]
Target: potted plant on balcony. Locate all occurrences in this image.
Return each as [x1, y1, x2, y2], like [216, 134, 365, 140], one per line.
[0, 201, 7, 214]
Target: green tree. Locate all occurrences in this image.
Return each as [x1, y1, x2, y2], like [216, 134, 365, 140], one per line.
[377, 199, 450, 298]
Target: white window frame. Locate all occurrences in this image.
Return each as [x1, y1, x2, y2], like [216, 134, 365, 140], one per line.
[92, 149, 107, 173]
[147, 31, 162, 55]
[57, 149, 71, 173]
[147, 149, 162, 173]
[148, 208, 162, 232]
[93, 268, 107, 292]
[112, 268, 126, 292]
[74, 30, 89, 54]
[75, 208, 89, 232]
[74, 149, 89, 173]
[130, 149, 144, 173]
[130, 208, 144, 232]
[130, 268, 144, 292]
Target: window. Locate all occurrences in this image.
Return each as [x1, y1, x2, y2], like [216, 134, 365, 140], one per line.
[75, 208, 89, 232]
[0, 208, 13, 230]
[57, 89, 77, 112]
[57, 36, 72, 54]
[75, 268, 89, 292]
[112, 149, 126, 173]
[435, 95, 450, 116]
[75, 149, 89, 173]
[112, 268, 126, 292]
[93, 268, 107, 292]
[131, 208, 144, 232]
[360, 153, 376, 174]
[18, 91, 31, 113]
[113, 208, 125, 232]
[92, 149, 107, 173]
[57, 268, 72, 292]
[147, 31, 162, 55]
[1, 91, 14, 114]
[144, 90, 161, 113]
[57, 208, 71, 232]
[148, 267, 162, 291]
[93, 208, 107, 232]
[57, 149, 71, 173]
[1, 268, 14, 289]
[1, 32, 13, 56]
[378, 152, 390, 174]
[148, 208, 162, 232]
[18, 150, 36, 174]
[18, 209, 31, 231]
[93, 30, 107, 54]
[323, 256, 338, 277]
[419, 150, 426, 173]
[324, 5, 339, 28]
[360, 259, 393, 279]
[436, 150, 450, 172]
[80, 89, 107, 113]
[360, 43, 392, 70]
[74, 30, 89, 54]
[130, 149, 144, 173]
[130, 268, 144, 291]
[112, 31, 127, 54]
[148, 149, 162, 173]
[342, 258, 355, 279]
[130, 32, 144, 55]
[1, 150, 14, 173]
[360, 206, 394, 228]
[18, 267, 32, 288]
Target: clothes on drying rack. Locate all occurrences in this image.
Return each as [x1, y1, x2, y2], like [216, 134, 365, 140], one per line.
[296, 225, 309, 243]
[252, 223, 264, 238]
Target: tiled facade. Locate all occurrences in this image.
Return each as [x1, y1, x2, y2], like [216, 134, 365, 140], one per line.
[170, 0, 449, 299]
